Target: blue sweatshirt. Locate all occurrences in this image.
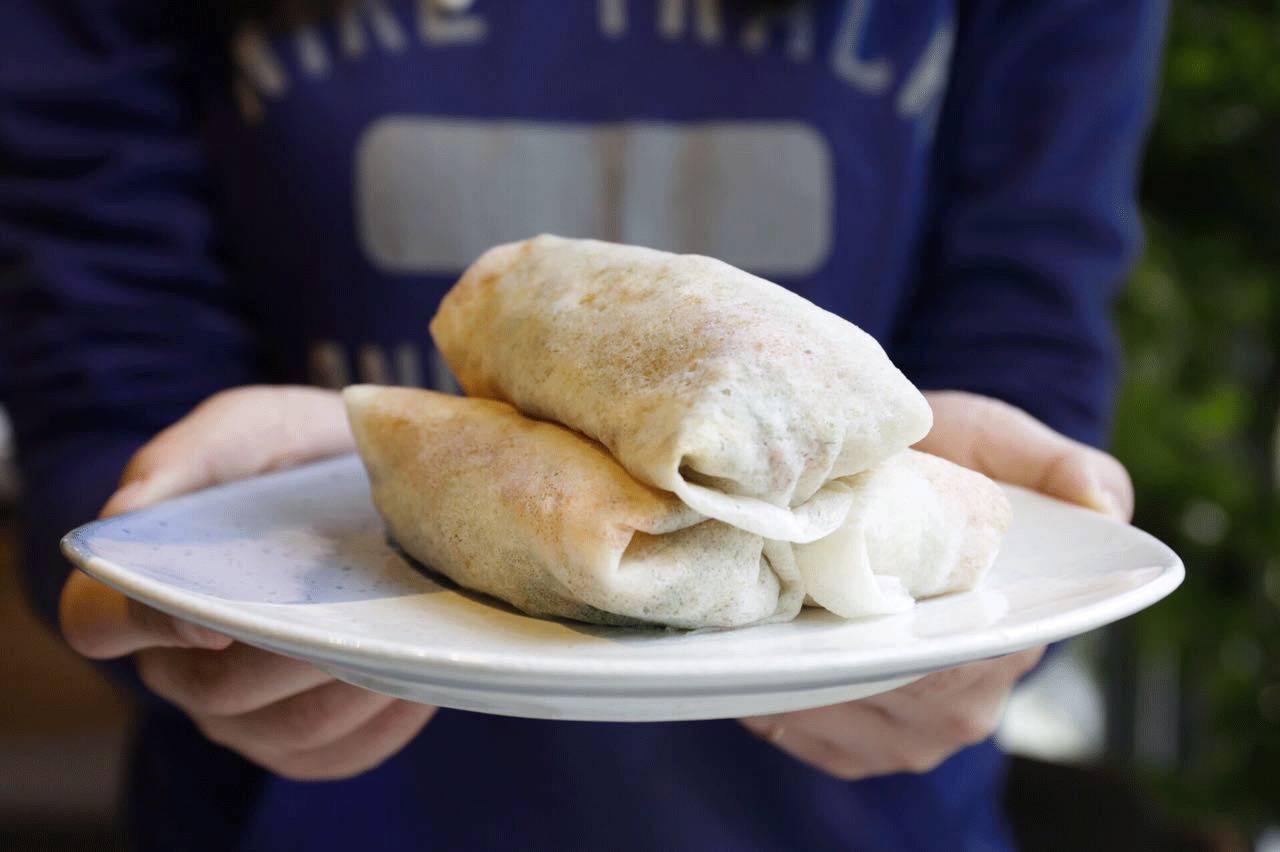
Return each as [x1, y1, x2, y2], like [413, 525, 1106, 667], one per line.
[0, 2, 1163, 850]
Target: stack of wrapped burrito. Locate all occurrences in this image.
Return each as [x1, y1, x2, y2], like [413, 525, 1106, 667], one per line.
[345, 235, 1012, 629]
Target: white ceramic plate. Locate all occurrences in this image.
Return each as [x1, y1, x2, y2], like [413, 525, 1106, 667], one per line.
[62, 455, 1183, 722]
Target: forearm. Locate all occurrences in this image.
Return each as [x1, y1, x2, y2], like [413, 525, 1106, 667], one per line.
[892, 0, 1167, 449]
[0, 3, 263, 629]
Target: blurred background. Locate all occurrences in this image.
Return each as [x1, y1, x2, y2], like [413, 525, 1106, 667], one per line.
[1003, 2, 1280, 847]
[0, 2, 1276, 850]
[0, 423, 131, 851]
[1111, 0, 1278, 843]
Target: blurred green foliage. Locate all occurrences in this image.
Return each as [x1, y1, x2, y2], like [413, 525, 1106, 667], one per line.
[1111, 0, 1280, 830]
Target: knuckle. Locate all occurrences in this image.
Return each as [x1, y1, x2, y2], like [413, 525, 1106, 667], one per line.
[202, 386, 251, 411]
[266, 743, 382, 783]
[126, 600, 179, 646]
[194, 387, 263, 431]
[885, 742, 943, 775]
[134, 651, 173, 699]
[262, 704, 430, 782]
[59, 622, 91, 657]
[273, 701, 344, 753]
[1091, 445, 1129, 481]
[185, 661, 245, 716]
[1096, 452, 1135, 511]
[972, 395, 1021, 433]
[119, 447, 158, 484]
[942, 693, 1002, 742]
[1039, 447, 1079, 490]
[824, 757, 867, 782]
[1012, 647, 1047, 675]
[945, 709, 995, 745]
[160, 653, 244, 715]
[275, 728, 328, 754]
[884, 739, 943, 774]
[284, 758, 367, 782]
[904, 748, 947, 774]
[981, 395, 1027, 423]
[266, 759, 316, 782]
[191, 716, 235, 750]
[270, 758, 345, 783]
[907, 668, 962, 699]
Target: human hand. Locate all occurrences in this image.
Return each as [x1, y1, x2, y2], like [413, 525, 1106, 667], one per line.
[60, 385, 437, 780]
[741, 391, 1133, 779]
[915, 390, 1133, 523]
[741, 647, 1046, 779]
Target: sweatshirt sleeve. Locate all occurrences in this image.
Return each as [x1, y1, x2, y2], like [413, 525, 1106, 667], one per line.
[890, 0, 1167, 447]
[0, 3, 262, 626]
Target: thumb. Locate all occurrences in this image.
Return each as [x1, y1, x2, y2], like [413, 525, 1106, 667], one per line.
[917, 391, 1133, 522]
[102, 386, 353, 517]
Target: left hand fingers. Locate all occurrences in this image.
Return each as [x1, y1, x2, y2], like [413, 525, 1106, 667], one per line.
[194, 680, 399, 756]
[217, 700, 436, 782]
[135, 643, 333, 717]
[60, 571, 232, 659]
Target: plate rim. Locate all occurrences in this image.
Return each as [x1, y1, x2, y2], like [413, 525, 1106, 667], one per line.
[60, 466, 1185, 692]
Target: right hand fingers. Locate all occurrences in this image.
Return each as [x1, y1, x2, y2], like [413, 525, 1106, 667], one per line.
[102, 385, 353, 518]
[60, 570, 231, 659]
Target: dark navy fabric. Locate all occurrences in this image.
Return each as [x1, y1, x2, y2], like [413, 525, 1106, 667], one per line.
[0, 2, 1164, 850]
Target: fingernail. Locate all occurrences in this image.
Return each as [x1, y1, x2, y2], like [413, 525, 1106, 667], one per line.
[177, 621, 233, 649]
[1102, 489, 1129, 522]
[1084, 471, 1127, 522]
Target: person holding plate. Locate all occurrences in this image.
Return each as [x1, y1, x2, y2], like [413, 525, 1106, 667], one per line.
[0, 1, 1159, 849]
